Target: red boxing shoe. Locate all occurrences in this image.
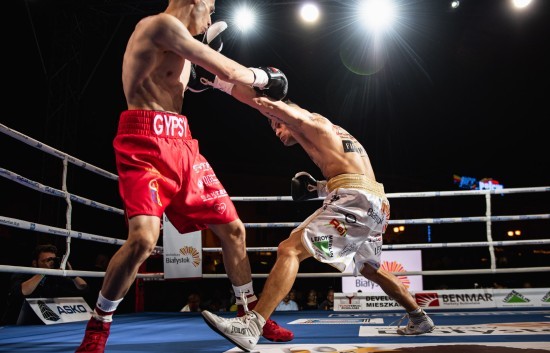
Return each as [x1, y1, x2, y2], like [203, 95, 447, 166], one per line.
[261, 318, 294, 342]
[75, 317, 111, 353]
[237, 301, 294, 342]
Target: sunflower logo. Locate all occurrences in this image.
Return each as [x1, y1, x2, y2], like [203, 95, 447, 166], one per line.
[380, 261, 410, 288]
[179, 246, 201, 267]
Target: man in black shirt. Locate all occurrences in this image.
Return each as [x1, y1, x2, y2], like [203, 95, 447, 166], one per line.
[1, 244, 88, 325]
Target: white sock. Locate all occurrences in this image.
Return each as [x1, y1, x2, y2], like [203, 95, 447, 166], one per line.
[96, 291, 123, 313]
[233, 282, 257, 305]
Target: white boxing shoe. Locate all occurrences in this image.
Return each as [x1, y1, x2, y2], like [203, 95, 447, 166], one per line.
[202, 310, 265, 352]
[396, 309, 435, 335]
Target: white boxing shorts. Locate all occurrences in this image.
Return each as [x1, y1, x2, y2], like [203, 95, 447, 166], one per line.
[297, 174, 390, 273]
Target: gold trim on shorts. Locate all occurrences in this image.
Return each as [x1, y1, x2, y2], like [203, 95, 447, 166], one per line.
[327, 173, 386, 199]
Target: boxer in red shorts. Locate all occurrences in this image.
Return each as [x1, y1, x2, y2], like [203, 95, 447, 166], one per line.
[114, 110, 239, 231]
[75, 1, 291, 352]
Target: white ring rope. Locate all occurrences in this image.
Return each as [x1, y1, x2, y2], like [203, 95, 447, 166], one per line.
[0, 216, 125, 245]
[61, 156, 73, 271]
[1, 124, 549, 280]
[202, 238, 550, 252]
[2, 213, 548, 252]
[484, 193, 496, 270]
[0, 123, 117, 181]
[0, 265, 162, 279]
[200, 267, 550, 279]
[0, 215, 162, 253]
[231, 186, 550, 201]
[0, 167, 124, 215]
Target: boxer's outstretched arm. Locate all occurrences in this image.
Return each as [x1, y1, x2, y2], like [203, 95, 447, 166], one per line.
[145, 14, 268, 88]
[231, 85, 312, 130]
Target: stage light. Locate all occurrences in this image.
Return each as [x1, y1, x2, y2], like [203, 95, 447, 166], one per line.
[233, 6, 256, 32]
[512, 0, 532, 9]
[300, 3, 320, 23]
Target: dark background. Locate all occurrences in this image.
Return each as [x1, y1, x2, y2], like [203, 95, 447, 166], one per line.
[1, 0, 549, 313]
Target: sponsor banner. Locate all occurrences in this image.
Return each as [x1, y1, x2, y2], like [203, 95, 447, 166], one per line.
[22, 297, 91, 325]
[495, 288, 550, 308]
[342, 250, 423, 293]
[163, 214, 202, 279]
[415, 289, 495, 310]
[336, 288, 550, 311]
[287, 318, 383, 324]
[359, 322, 550, 336]
[335, 292, 402, 311]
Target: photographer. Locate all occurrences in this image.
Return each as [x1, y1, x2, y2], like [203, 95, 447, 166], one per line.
[1, 244, 88, 325]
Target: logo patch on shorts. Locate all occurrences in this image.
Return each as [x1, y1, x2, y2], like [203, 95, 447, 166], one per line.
[214, 203, 227, 214]
[149, 180, 162, 206]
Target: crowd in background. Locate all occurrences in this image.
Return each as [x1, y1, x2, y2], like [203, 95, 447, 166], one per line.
[179, 287, 335, 313]
[0, 241, 546, 323]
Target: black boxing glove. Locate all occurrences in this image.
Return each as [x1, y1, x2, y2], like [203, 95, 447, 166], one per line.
[203, 21, 226, 52]
[249, 67, 288, 101]
[291, 171, 328, 201]
[188, 21, 227, 93]
[188, 65, 235, 95]
[188, 64, 216, 93]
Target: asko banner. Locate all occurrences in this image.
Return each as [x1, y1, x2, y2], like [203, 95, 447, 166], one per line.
[19, 297, 91, 325]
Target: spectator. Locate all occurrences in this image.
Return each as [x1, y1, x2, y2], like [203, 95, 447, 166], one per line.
[180, 293, 202, 312]
[289, 288, 302, 309]
[319, 288, 335, 311]
[303, 289, 319, 310]
[1, 244, 88, 325]
[275, 291, 299, 311]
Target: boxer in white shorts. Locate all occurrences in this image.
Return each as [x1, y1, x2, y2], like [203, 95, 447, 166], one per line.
[298, 174, 389, 274]
[200, 93, 435, 351]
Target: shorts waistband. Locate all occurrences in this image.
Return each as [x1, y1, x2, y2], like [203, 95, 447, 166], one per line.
[117, 110, 192, 139]
[327, 174, 386, 199]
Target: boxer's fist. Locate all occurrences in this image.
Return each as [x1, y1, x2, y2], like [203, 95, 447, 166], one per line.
[291, 172, 328, 201]
[253, 67, 288, 101]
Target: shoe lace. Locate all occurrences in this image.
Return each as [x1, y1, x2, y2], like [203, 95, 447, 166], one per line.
[391, 313, 409, 329]
[240, 292, 249, 314]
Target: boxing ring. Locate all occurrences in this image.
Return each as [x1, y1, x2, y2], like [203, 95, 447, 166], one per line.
[1, 122, 549, 353]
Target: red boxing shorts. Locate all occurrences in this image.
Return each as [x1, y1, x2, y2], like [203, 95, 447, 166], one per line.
[113, 110, 239, 234]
